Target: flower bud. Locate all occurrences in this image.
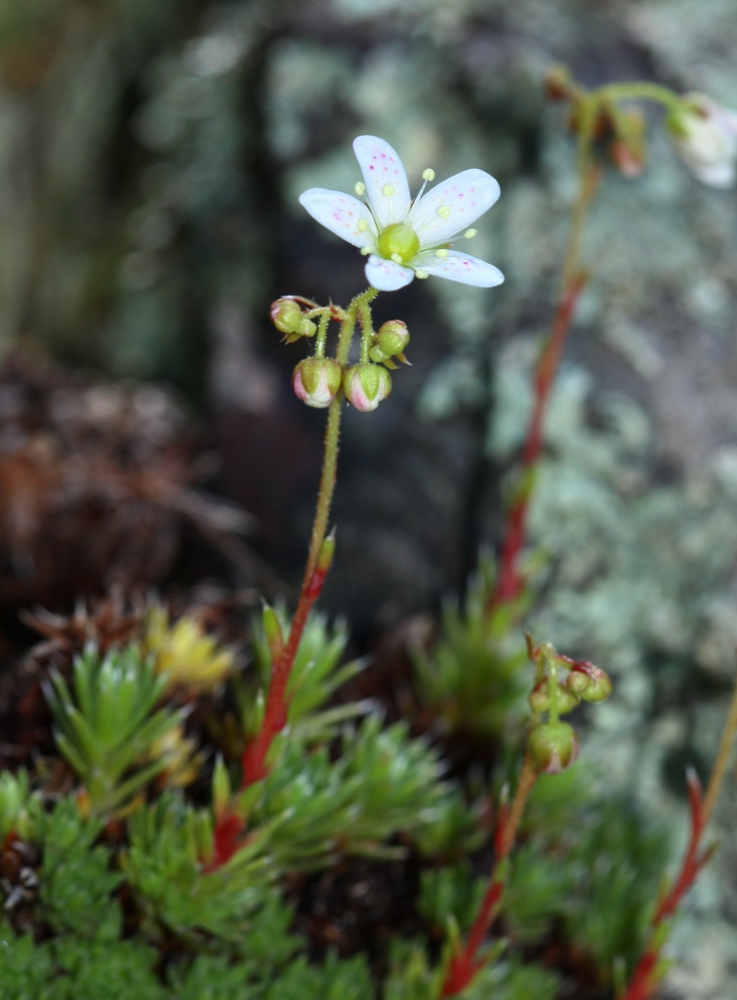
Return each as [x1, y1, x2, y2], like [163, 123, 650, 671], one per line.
[270, 297, 303, 334]
[375, 320, 410, 358]
[342, 363, 392, 413]
[609, 108, 647, 179]
[292, 357, 342, 409]
[545, 64, 574, 102]
[667, 93, 737, 189]
[528, 721, 580, 775]
[568, 663, 612, 703]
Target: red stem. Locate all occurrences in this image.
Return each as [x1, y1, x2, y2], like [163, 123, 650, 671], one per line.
[621, 770, 713, 1000]
[441, 757, 537, 996]
[240, 559, 330, 787]
[489, 274, 586, 612]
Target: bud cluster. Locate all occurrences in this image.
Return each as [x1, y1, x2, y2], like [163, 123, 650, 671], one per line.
[524, 636, 612, 776]
[271, 296, 409, 414]
[368, 320, 410, 368]
[545, 64, 737, 190]
[270, 297, 317, 343]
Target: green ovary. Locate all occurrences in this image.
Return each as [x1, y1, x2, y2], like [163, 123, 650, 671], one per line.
[377, 223, 420, 264]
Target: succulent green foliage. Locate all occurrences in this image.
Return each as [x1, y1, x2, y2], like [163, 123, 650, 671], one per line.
[260, 953, 373, 1000]
[122, 793, 275, 943]
[254, 716, 458, 867]
[0, 771, 43, 843]
[165, 897, 305, 995]
[383, 941, 559, 1000]
[462, 958, 561, 1000]
[39, 799, 123, 941]
[560, 800, 670, 977]
[412, 564, 528, 738]
[45, 645, 185, 815]
[506, 791, 670, 981]
[0, 923, 165, 1000]
[242, 606, 366, 745]
[417, 863, 487, 934]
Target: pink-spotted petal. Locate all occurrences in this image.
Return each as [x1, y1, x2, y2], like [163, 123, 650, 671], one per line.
[365, 254, 415, 292]
[419, 250, 504, 288]
[353, 135, 411, 230]
[298, 188, 377, 248]
[409, 169, 500, 245]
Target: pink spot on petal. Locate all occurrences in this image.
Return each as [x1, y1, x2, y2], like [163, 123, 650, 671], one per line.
[370, 165, 375, 170]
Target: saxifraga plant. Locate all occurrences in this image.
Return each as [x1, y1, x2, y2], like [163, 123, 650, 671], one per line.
[1, 67, 737, 1000]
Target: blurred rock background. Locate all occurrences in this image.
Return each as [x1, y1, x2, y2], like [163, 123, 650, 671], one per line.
[0, 0, 735, 994]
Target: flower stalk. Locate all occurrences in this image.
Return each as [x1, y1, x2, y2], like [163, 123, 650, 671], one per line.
[240, 290, 376, 788]
[488, 101, 597, 614]
[622, 670, 737, 1000]
[441, 754, 538, 996]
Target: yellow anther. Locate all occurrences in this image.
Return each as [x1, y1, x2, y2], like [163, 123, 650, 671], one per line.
[382, 183, 395, 196]
[436, 205, 451, 219]
[435, 248, 449, 257]
[355, 182, 366, 196]
[357, 219, 369, 232]
[422, 168, 435, 181]
[360, 246, 372, 255]
[415, 268, 429, 279]
[390, 253, 403, 264]
[464, 228, 477, 239]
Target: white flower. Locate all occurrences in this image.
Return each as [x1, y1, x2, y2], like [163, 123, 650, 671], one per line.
[299, 135, 504, 293]
[668, 94, 737, 189]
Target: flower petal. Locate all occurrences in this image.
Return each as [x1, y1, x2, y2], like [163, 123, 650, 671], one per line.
[365, 254, 415, 292]
[298, 188, 377, 248]
[409, 169, 500, 245]
[353, 136, 411, 230]
[418, 250, 504, 287]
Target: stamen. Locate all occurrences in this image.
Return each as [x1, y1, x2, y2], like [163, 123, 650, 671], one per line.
[357, 219, 369, 232]
[436, 205, 451, 219]
[407, 170, 435, 222]
[360, 246, 372, 256]
[435, 249, 449, 257]
[390, 253, 403, 264]
[464, 228, 477, 239]
[415, 269, 429, 279]
[355, 182, 366, 196]
[382, 183, 395, 196]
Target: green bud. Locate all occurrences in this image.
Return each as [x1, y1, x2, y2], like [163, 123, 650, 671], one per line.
[212, 755, 231, 819]
[528, 681, 549, 713]
[567, 670, 591, 695]
[261, 603, 284, 663]
[528, 721, 580, 775]
[575, 664, 612, 703]
[375, 319, 410, 358]
[270, 297, 303, 334]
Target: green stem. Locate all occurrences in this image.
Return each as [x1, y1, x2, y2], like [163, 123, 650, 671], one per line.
[358, 297, 376, 365]
[562, 96, 598, 288]
[599, 81, 682, 112]
[703, 668, 737, 824]
[314, 310, 331, 359]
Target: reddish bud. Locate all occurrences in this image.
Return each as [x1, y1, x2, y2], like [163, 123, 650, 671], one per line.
[270, 297, 303, 334]
[343, 363, 392, 412]
[545, 64, 574, 102]
[292, 357, 342, 409]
